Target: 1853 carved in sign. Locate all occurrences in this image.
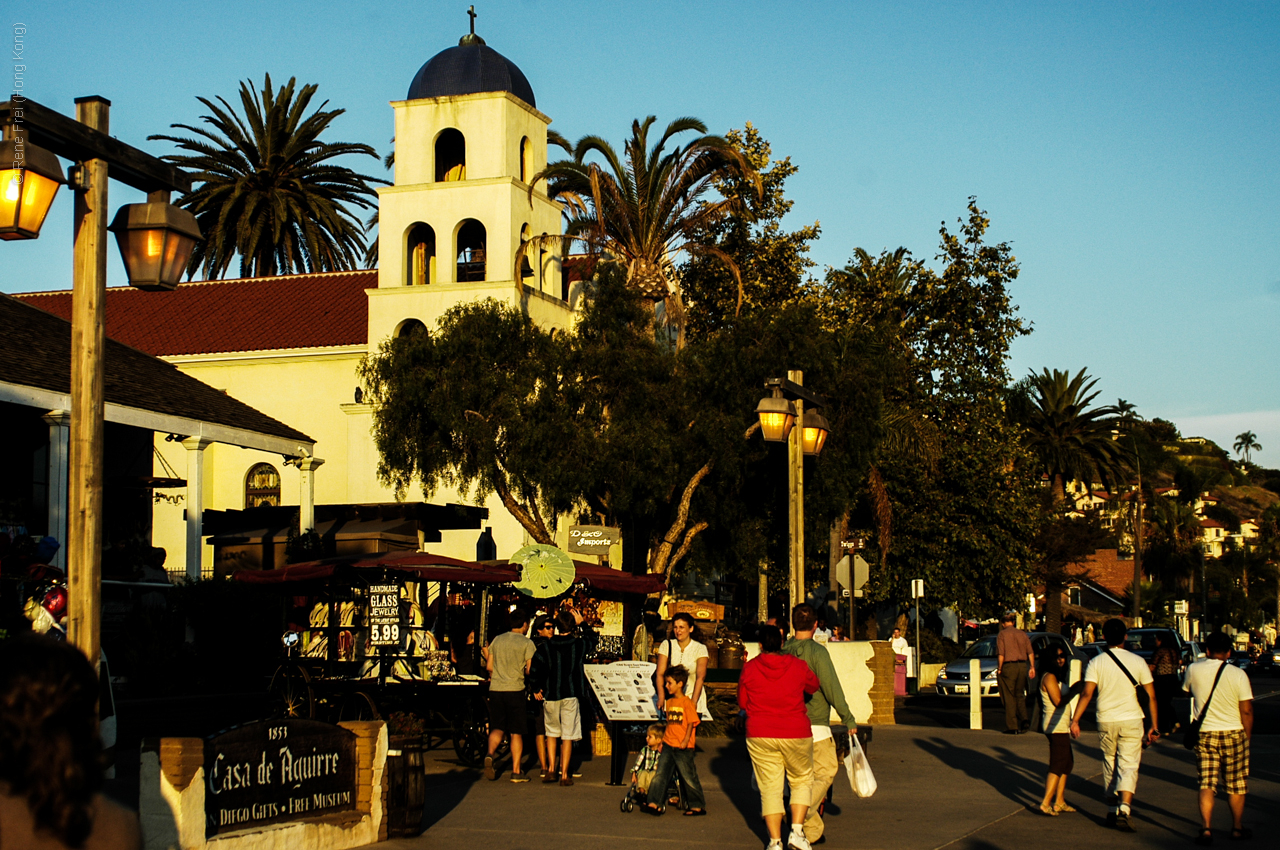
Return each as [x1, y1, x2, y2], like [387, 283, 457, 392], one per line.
[204, 719, 357, 837]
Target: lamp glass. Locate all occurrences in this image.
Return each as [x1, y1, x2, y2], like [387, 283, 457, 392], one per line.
[0, 168, 62, 240]
[756, 397, 795, 442]
[801, 421, 829, 456]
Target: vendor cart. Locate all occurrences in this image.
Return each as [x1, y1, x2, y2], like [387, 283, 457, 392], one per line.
[233, 551, 519, 767]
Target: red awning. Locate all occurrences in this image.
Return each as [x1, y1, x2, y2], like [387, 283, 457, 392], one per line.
[232, 551, 518, 585]
[571, 561, 665, 595]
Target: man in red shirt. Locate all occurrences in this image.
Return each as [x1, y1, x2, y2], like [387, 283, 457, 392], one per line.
[996, 612, 1035, 734]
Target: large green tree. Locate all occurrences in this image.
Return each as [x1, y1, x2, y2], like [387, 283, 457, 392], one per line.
[152, 74, 387, 279]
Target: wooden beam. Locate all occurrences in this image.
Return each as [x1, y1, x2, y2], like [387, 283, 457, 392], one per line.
[1, 97, 191, 194]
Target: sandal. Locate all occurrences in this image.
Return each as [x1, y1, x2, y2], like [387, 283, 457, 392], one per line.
[1230, 828, 1253, 841]
[1053, 803, 1077, 813]
[683, 808, 706, 816]
[1037, 804, 1059, 817]
[1195, 829, 1214, 846]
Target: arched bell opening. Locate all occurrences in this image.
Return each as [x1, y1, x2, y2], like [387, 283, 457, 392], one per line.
[456, 219, 486, 282]
[435, 129, 466, 182]
[406, 223, 436, 286]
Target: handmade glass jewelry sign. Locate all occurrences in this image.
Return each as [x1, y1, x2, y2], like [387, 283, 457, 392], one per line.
[204, 719, 357, 837]
[368, 583, 403, 646]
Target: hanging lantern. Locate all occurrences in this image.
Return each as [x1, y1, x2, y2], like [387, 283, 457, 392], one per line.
[755, 395, 795, 442]
[800, 409, 831, 457]
[0, 137, 66, 240]
[108, 200, 201, 291]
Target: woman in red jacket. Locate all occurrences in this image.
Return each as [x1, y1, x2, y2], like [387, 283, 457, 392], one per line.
[738, 624, 821, 850]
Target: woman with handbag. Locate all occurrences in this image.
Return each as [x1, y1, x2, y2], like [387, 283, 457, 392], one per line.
[1149, 633, 1181, 733]
[1036, 644, 1079, 815]
[655, 613, 709, 719]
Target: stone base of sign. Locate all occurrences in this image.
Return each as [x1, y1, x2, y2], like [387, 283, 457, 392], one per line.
[741, 640, 893, 726]
[140, 721, 388, 850]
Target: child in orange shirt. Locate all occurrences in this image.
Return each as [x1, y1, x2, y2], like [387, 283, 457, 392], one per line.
[643, 666, 706, 815]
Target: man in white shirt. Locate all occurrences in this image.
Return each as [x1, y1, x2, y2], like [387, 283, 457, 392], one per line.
[1185, 631, 1254, 845]
[1070, 618, 1159, 832]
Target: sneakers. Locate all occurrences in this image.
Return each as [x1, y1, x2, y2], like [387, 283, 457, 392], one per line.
[1114, 810, 1135, 833]
[483, 756, 496, 781]
[765, 841, 783, 850]
[510, 771, 529, 783]
[788, 828, 813, 850]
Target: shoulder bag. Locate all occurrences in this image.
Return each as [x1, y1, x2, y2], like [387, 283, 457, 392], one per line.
[1104, 648, 1152, 733]
[1183, 661, 1227, 751]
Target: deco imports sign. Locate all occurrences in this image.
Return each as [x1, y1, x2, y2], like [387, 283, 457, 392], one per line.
[204, 719, 357, 837]
[567, 525, 621, 555]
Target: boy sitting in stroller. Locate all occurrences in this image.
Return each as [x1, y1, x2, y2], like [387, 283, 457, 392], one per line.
[621, 723, 667, 811]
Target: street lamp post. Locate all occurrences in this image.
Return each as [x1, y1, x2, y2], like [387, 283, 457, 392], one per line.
[0, 96, 198, 669]
[755, 371, 831, 612]
[1128, 435, 1144, 627]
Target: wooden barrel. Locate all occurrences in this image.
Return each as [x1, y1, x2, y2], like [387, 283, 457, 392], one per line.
[385, 734, 426, 837]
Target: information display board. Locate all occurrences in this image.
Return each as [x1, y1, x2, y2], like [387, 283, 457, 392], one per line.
[367, 583, 402, 646]
[585, 661, 660, 722]
[203, 719, 357, 837]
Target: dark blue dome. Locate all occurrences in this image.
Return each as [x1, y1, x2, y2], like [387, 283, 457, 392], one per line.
[407, 38, 536, 107]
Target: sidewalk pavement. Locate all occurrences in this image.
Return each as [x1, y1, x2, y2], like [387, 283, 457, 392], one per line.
[380, 724, 1280, 850]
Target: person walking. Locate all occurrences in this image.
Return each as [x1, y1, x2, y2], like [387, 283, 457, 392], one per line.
[1186, 631, 1254, 845]
[1036, 643, 1079, 816]
[738, 624, 821, 850]
[655, 612, 709, 720]
[1149, 632, 1181, 733]
[1069, 618, 1159, 832]
[527, 614, 555, 778]
[529, 608, 588, 786]
[785, 604, 857, 846]
[996, 612, 1035, 733]
[644, 666, 707, 816]
[484, 608, 535, 782]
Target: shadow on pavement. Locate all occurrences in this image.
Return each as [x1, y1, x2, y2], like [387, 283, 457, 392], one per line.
[422, 767, 481, 830]
[913, 735, 1043, 808]
[708, 738, 768, 844]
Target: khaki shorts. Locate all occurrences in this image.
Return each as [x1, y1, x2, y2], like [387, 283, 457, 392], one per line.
[544, 698, 581, 741]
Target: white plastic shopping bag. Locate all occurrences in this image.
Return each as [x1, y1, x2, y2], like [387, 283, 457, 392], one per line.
[844, 734, 877, 797]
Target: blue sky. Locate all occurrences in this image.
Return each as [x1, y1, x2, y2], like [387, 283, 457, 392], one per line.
[6, 1, 1278, 463]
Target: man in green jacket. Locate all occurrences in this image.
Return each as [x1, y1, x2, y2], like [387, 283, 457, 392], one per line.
[786, 603, 857, 845]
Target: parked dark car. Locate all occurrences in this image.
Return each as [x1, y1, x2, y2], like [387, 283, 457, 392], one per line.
[935, 632, 1086, 697]
[1123, 627, 1185, 665]
[1227, 650, 1252, 673]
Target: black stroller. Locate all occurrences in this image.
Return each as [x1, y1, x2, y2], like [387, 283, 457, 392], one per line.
[620, 763, 687, 813]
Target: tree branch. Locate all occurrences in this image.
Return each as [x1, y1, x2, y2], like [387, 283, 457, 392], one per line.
[491, 471, 554, 545]
[649, 459, 714, 575]
[668, 521, 709, 573]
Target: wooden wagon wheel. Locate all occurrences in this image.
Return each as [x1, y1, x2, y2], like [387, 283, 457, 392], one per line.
[451, 693, 497, 768]
[267, 662, 315, 720]
[338, 690, 382, 722]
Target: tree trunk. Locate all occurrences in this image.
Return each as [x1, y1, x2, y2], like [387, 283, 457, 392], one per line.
[1045, 578, 1064, 635]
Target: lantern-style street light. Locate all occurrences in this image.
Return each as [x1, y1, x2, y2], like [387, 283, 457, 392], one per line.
[755, 372, 831, 613]
[0, 96, 196, 672]
[109, 195, 202, 291]
[0, 135, 66, 240]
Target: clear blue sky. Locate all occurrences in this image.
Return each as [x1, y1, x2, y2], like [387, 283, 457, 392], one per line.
[6, 1, 1278, 464]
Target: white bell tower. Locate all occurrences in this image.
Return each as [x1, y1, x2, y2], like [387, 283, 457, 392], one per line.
[369, 22, 570, 344]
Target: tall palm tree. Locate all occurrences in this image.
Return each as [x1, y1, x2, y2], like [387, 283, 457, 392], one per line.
[151, 74, 388, 279]
[1014, 368, 1130, 504]
[1234, 430, 1262, 464]
[524, 116, 760, 346]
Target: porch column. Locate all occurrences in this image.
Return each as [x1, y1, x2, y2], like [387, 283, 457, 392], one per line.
[297, 457, 325, 533]
[182, 438, 213, 581]
[42, 410, 71, 570]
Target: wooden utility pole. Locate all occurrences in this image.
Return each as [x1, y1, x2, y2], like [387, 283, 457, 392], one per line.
[67, 96, 110, 671]
[788, 370, 804, 612]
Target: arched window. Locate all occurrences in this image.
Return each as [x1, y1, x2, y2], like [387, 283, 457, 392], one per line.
[519, 136, 530, 183]
[519, 224, 534, 279]
[245, 463, 281, 509]
[456, 219, 486, 282]
[395, 319, 428, 340]
[435, 129, 466, 182]
[406, 223, 436, 286]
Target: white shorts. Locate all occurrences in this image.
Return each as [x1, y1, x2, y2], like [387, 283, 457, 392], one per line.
[544, 698, 581, 741]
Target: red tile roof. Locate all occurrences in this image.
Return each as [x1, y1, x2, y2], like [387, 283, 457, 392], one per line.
[14, 270, 374, 357]
[1199, 519, 1225, 529]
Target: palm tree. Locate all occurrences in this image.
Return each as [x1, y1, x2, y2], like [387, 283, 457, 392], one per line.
[1234, 430, 1262, 464]
[1014, 368, 1130, 505]
[524, 116, 760, 346]
[151, 74, 388, 279]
